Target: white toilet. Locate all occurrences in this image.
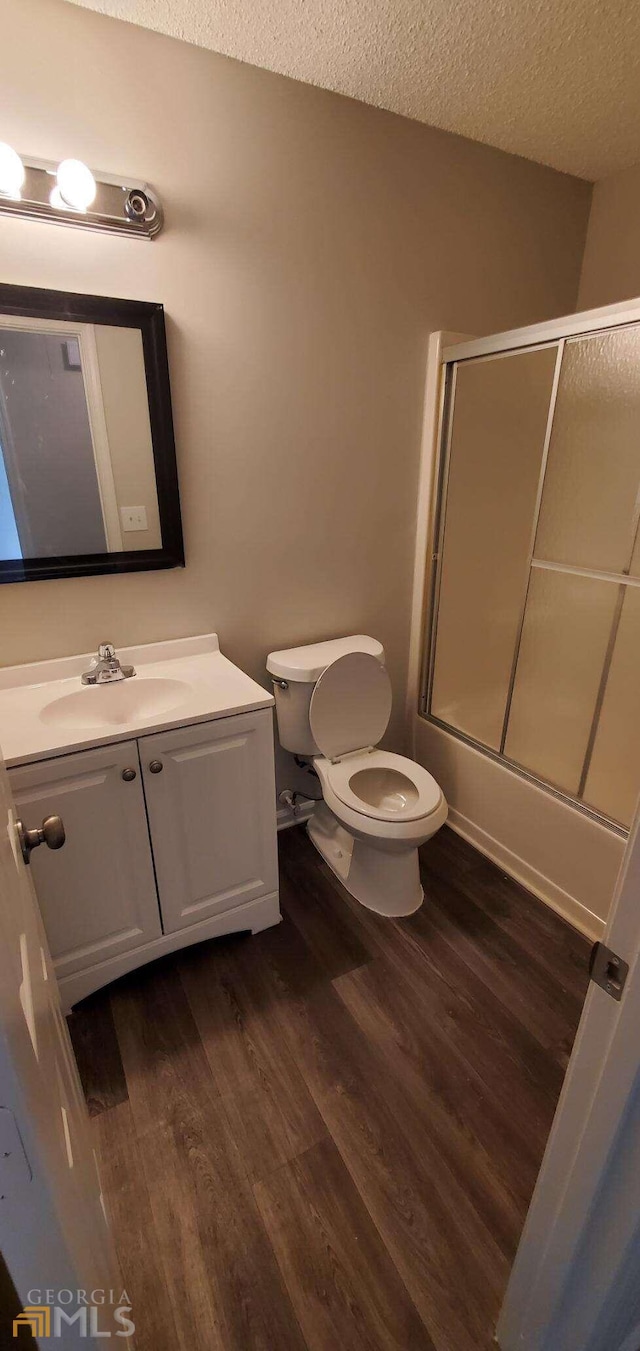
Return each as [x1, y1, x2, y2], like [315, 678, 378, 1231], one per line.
[266, 635, 448, 916]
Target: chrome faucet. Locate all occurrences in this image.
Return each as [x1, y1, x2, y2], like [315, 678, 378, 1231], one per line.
[81, 643, 136, 685]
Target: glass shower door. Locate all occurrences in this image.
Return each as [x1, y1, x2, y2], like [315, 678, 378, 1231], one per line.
[426, 323, 640, 830]
[430, 344, 559, 749]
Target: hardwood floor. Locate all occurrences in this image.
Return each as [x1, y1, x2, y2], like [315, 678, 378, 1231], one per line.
[67, 825, 591, 1351]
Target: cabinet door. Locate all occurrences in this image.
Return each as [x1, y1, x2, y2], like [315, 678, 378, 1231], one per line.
[141, 710, 278, 934]
[9, 741, 161, 979]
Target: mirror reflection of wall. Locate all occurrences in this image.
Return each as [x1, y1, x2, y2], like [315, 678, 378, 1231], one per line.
[0, 317, 161, 560]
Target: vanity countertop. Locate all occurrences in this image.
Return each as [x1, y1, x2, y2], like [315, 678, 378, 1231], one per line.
[0, 634, 274, 768]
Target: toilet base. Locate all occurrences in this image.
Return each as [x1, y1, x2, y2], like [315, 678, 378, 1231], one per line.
[307, 801, 424, 916]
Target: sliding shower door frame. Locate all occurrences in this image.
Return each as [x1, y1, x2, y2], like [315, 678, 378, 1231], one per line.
[497, 340, 565, 755]
[419, 299, 640, 839]
[440, 295, 640, 363]
[422, 337, 567, 722]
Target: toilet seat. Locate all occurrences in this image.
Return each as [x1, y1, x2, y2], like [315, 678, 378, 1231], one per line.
[320, 749, 443, 823]
[309, 651, 393, 761]
[309, 652, 443, 826]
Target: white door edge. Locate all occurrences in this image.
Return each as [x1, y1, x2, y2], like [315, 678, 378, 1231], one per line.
[498, 797, 640, 1351]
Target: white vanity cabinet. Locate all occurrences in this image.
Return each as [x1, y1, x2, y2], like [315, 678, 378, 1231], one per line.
[8, 706, 280, 1008]
[140, 711, 279, 934]
[10, 740, 162, 980]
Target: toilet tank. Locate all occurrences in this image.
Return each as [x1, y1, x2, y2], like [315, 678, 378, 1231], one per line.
[266, 635, 385, 755]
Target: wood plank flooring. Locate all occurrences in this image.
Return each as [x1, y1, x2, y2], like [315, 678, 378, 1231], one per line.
[67, 825, 591, 1351]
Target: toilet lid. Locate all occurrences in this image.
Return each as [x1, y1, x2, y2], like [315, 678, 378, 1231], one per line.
[309, 652, 393, 760]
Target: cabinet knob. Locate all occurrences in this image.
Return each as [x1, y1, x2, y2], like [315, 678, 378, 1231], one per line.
[122, 768, 137, 782]
[149, 760, 163, 774]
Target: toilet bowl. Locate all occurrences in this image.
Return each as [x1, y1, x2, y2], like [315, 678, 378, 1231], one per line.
[266, 636, 448, 915]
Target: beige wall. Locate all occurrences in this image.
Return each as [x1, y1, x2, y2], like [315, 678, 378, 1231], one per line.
[578, 163, 640, 309]
[94, 326, 162, 550]
[0, 0, 590, 769]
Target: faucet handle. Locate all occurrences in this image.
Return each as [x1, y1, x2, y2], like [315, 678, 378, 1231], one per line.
[98, 642, 116, 661]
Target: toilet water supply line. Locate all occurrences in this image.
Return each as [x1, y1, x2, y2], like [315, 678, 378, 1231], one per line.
[279, 790, 303, 817]
[279, 758, 323, 818]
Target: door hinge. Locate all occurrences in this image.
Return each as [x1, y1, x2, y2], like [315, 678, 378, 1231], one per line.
[589, 942, 629, 1002]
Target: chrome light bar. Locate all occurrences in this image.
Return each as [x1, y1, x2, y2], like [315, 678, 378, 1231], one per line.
[0, 153, 163, 240]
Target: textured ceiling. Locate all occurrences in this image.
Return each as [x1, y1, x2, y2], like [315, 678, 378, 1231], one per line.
[65, 0, 640, 180]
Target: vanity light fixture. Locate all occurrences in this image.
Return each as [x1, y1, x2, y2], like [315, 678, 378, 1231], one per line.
[55, 158, 97, 212]
[0, 145, 163, 239]
[0, 142, 26, 198]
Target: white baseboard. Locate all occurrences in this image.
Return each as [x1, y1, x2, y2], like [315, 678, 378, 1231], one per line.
[276, 797, 316, 830]
[446, 807, 605, 942]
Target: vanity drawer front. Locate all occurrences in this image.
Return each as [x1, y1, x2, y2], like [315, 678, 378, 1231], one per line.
[140, 709, 278, 934]
[9, 741, 162, 978]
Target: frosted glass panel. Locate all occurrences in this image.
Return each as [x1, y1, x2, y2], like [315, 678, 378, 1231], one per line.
[584, 588, 640, 826]
[504, 570, 619, 795]
[535, 328, 640, 573]
[430, 346, 557, 749]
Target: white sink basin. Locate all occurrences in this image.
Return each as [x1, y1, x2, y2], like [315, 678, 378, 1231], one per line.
[40, 677, 191, 731]
[0, 634, 275, 766]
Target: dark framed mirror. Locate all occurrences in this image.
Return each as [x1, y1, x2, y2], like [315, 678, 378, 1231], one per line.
[0, 283, 184, 583]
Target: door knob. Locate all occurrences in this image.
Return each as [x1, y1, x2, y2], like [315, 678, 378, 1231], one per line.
[122, 768, 137, 782]
[17, 815, 66, 864]
[149, 760, 163, 774]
